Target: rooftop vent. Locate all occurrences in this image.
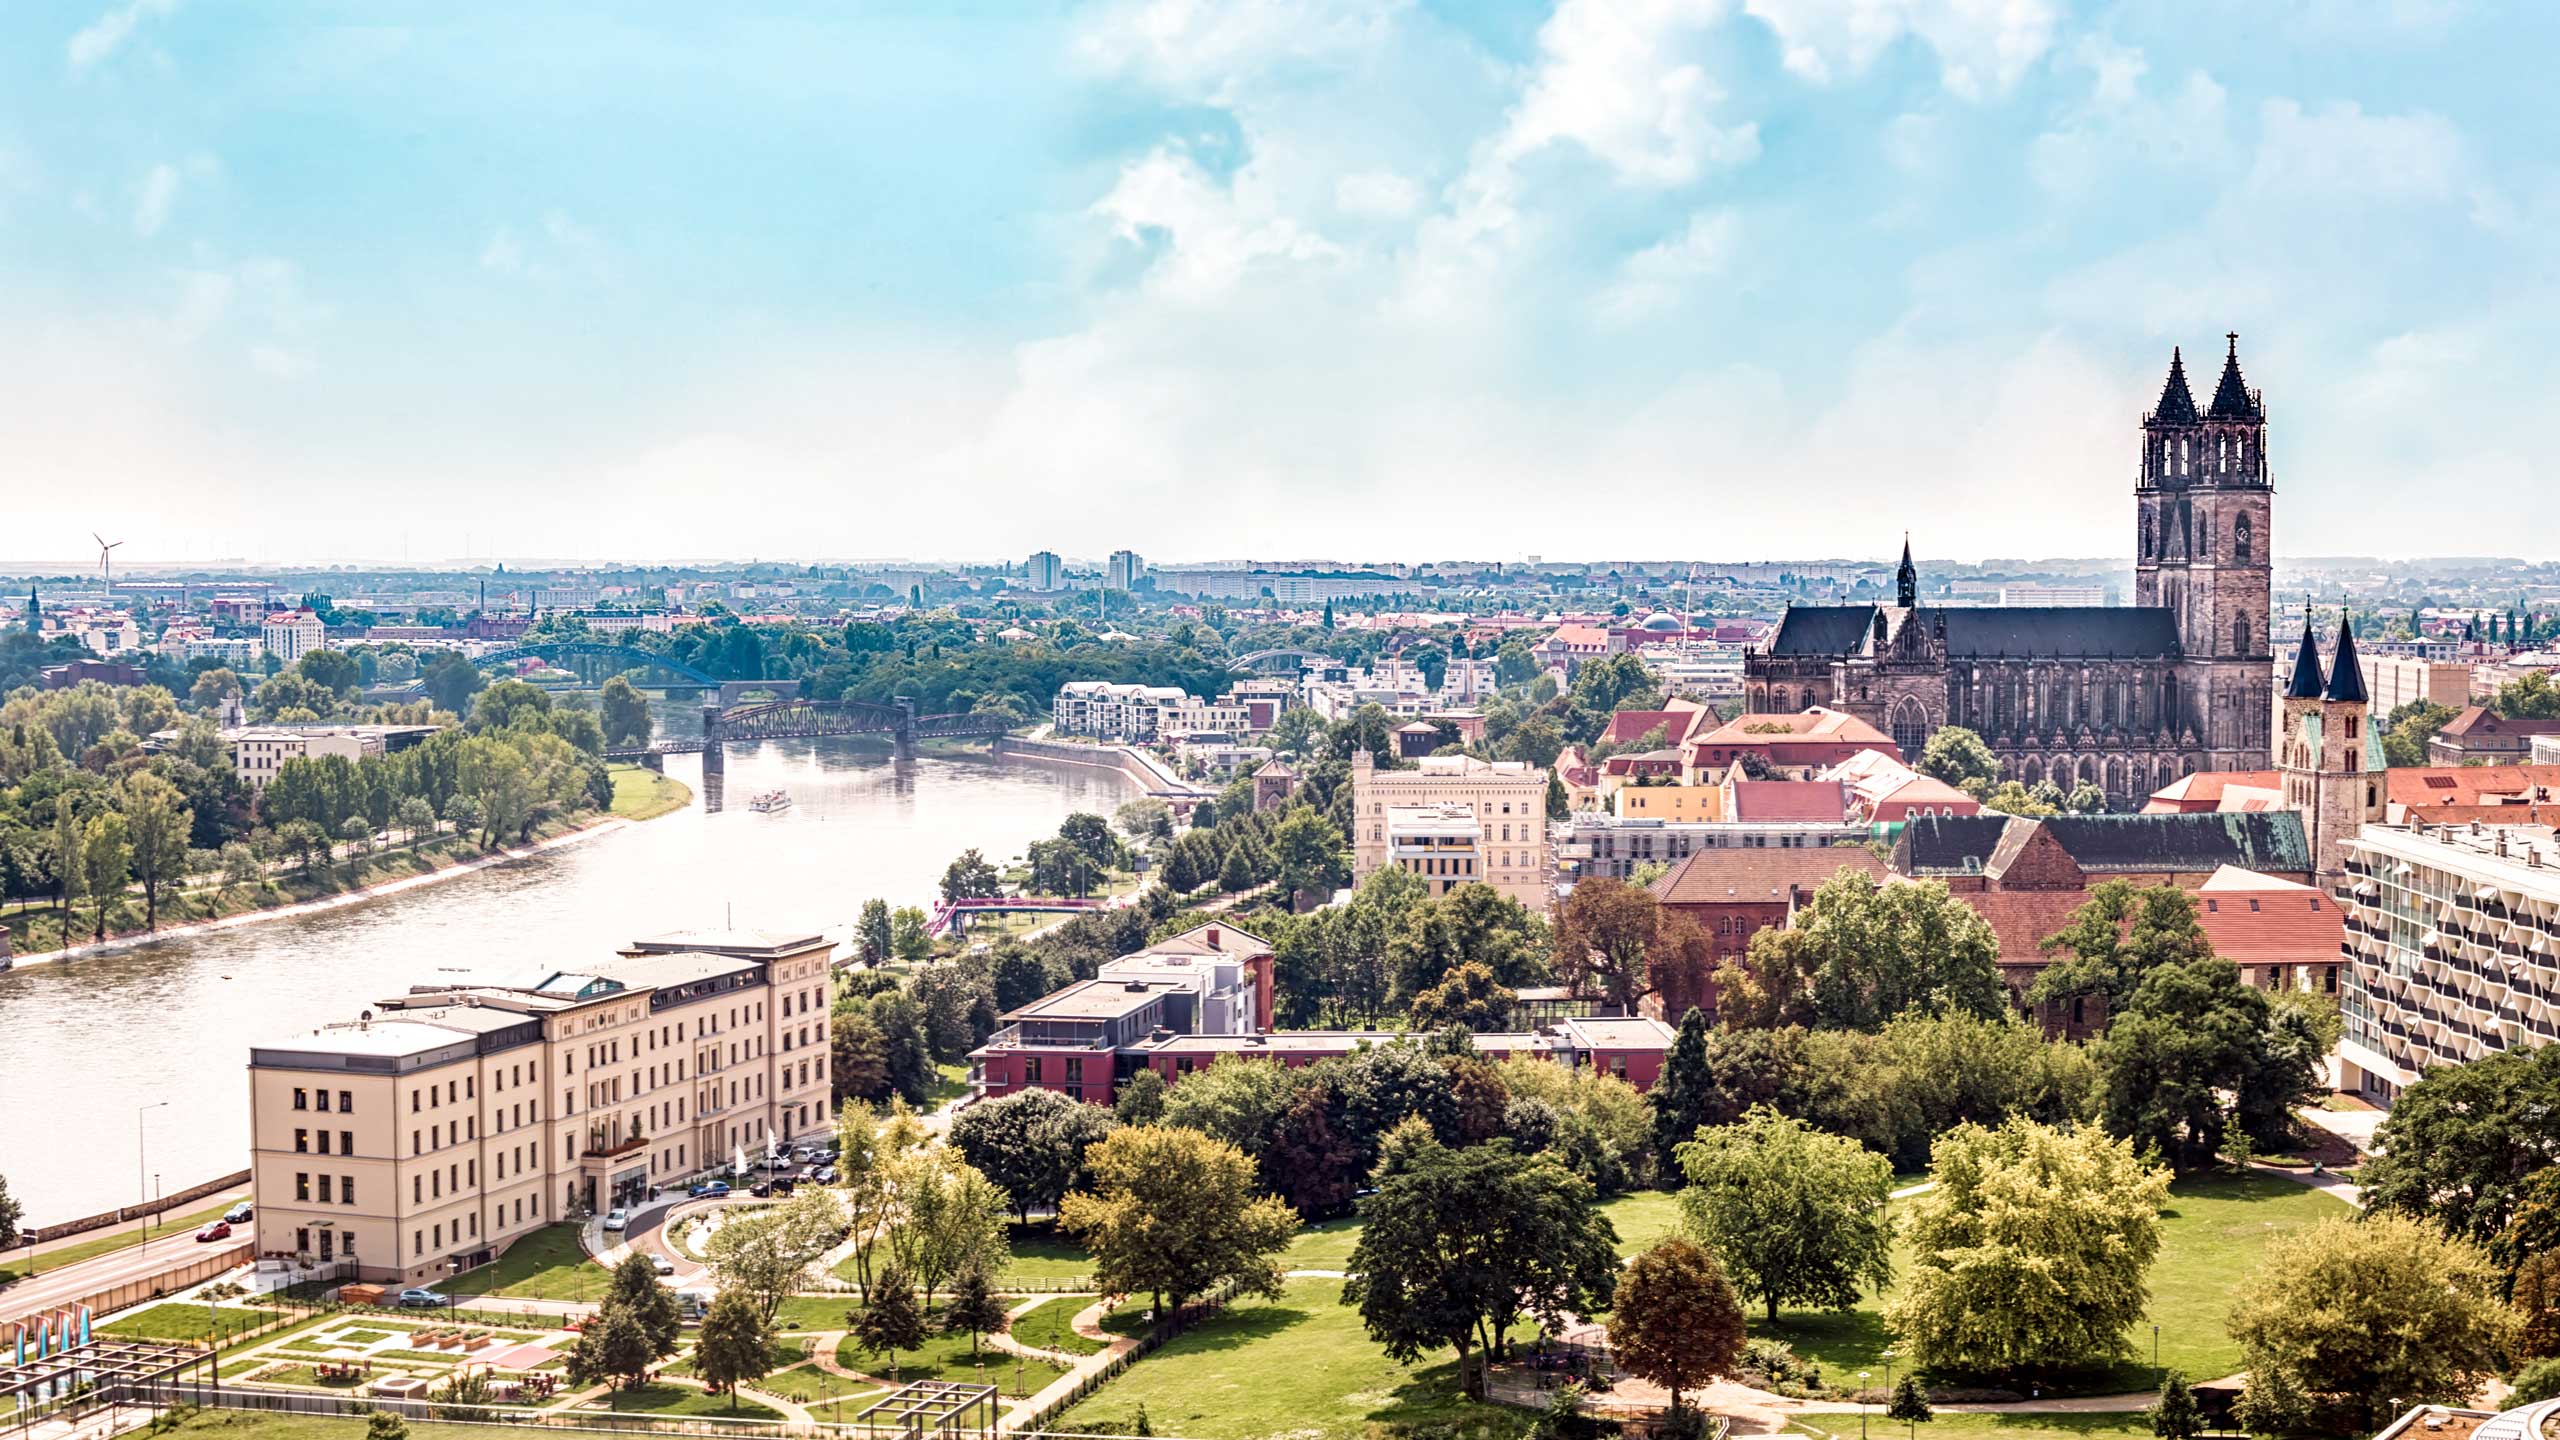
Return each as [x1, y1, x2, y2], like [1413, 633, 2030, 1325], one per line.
[1207, 926, 1222, 950]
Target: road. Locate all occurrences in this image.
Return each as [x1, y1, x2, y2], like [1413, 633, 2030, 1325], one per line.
[0, 1215, 252, 1322]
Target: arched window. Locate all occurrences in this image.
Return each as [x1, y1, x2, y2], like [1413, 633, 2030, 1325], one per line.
[2234, 512, 2253, 564]
[2235, 615, 2250, 655]
[1771, 686, 1791, 713]
[1890, 698, 1928, 757]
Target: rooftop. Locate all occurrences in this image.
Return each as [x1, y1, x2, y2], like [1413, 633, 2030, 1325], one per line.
[1649, 845, 1886, 905]
[625, 928, 829, 959]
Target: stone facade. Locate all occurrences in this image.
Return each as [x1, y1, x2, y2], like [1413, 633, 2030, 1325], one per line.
[1745, 339, 2277, 806]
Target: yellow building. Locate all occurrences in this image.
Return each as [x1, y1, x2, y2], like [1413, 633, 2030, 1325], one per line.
[1613, 784, 1726, 821]
[1351, 750, 1550, 907]
[246, 929, 834, 1286]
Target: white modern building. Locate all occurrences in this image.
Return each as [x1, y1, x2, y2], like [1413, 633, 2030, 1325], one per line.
[263, 609, 328, 663]
[1106, 550, 1144, 592]
[1025, 551, 1064, 591]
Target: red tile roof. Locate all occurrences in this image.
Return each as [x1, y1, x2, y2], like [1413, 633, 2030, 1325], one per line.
[1725, 780, 1851, 823]
[1698, 707, 1893, 746]
[1649, 846, 1885, 905]
[2149, 764, 2560, 814]
[1601, 709, 1696, 747]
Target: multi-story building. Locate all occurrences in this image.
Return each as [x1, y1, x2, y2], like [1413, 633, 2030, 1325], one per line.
[1052, 681, 1193, 740]
[1024, 551, 1064, 591]
[262, 609, 327, 663]
[1555, 813, 1872, 881]
[245, 929, 833, 1285]
[2360, 656, 2472, 715]
[2337, 822, 2560, 1106]
[222, 724, 439, 792]
[1350, 749, 1550, 907]
[1106, 550, 1144, 592]
[2431, 707, 2560, 767]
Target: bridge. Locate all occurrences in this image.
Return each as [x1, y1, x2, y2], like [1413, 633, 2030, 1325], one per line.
[603, 695, 1020, 767]
[926, 895, 1107, 936]
[1229, 648, 1327, 674]
[393, 641, 729, 694]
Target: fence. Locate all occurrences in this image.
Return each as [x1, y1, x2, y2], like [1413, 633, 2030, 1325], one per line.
[1011, 1279, 1248, 1434]
[1, 1244, 254, 1347]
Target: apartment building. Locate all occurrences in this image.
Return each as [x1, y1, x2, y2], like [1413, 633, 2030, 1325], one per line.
[262, 609, 327, 663]
[1349, 749, 1550, 907]
[2337, 823, 2560, 1106]
[246, 929, 833, 1286]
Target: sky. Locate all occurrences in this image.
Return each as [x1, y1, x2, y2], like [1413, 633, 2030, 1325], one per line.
[3, 0, 2552, 568]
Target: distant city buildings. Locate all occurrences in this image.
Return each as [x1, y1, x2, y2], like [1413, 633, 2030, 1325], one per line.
[262, 608, 327, 664]
[1024, 551, 1064, 591]
[1106, 549, 1144, 592]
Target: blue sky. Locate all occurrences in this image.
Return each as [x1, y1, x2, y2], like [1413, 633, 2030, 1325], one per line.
[4, 0, 2550, 566]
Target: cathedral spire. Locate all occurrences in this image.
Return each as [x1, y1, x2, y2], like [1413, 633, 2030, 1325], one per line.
[2286, 608, 2326, 700]
[1895, 534, 1916, 609]
[2152, 346, 2200, 427]
[2206, 332, 2258, 422]
[2324, 609, 2369, 704]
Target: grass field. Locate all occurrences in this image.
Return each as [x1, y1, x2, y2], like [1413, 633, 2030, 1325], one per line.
[1790, 1415, 2158, 1440]
[115, 1412, 496, 1440]
[836, 1329, 1064, 1396]
[608, 763, 692, 819]
[1010, 1295, 1107, 1355]
[1060, 1278, 1531, 1440]
[773, 1294, 860, 1333]
[583, 1382, 784, 1419]
[438, 1224, 609, 1301]
[999, 1222, 1095, 1280]
[100, 1302, 281, 1344]
[0, 1197, 243, 1283]
[1755, 1170, 2349, 1394]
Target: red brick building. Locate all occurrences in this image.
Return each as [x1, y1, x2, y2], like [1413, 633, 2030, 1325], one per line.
[1645, 846, 1890, 1020]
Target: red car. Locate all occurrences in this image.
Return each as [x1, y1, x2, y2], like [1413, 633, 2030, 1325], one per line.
[195, 1220, 232, 1242]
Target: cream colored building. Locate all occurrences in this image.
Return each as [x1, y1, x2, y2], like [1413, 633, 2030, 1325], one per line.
[262, 609, 326, 663]
[2363, 657, 2471, 715]
[1350, 749, 1550, 907]
[247, 929, 834, 1286]
[1613, 784, 1725, 821]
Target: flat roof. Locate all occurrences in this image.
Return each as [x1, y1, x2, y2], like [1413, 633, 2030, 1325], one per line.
[1008, 978, 1183, 1022]
[626, 928, 828, 959]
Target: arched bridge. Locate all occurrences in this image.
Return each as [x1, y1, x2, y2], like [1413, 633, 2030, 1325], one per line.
[1229, 648, 1327, 673]
[469, 642, 722, 687]
[603, 695, 1019, 766]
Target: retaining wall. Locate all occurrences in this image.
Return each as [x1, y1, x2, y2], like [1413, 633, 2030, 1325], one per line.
[29, 1169, 251, 1244]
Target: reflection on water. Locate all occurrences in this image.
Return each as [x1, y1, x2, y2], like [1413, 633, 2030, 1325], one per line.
[0, 739, 1132, 1221]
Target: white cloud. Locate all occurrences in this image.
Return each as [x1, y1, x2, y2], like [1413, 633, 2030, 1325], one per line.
[477, 211, 611, 281]
[132, 162, 179, 237]
[1742, 0, 2058, 100]
[1093, 146, 1343, 301]
[68, 0, 178, 72]
[2248, 98, 2466, 204]
[1598, 209, 1740, 322]
[1074, 0, 1407, 101]
[478, 225, 524, 273]
[1333, 170, 1419, 219]
[1490, 0, 1759, 190]
[2027, 46, 2232, 199]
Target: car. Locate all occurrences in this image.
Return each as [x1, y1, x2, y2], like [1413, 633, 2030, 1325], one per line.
[769, 1176, 799, 1196]
[687, 1180, 730, 1199]
[222, 1202, 253, 1226]
[194, 1220, 232, 1242]
[650, 1255, 675, 1276]
[396, 1288, 449, 1308]
[812, 1166, 837, 1185]
[748, 1181, 774, 1198]
[602, 1209, 629, 1233]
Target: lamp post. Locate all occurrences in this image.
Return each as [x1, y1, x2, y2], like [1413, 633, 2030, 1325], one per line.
[1860, 1372, 1871, 1440]
[2152, 1323, 2161, 1383]
[136, 1102, 169, 1242]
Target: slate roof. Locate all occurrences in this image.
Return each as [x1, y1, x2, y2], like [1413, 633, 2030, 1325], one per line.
[1766, 606, 1879, 656]
[2206, 336, 2260, 422]
[2286, 618, 2326, 699]
[2324, 616, 2369, 703]
[2152, 347, 2201, 426]
[1897, 811, 2312, 877]
[1937, 607, 2181, 660]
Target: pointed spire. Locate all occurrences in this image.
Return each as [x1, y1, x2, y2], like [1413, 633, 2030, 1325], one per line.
[2325, 608, 2369, 704]
[2207, 331, 2257, 421]
[2286, 607, 2326, 699]
[1896, 533, 1916, 609]
[2152, 346, 2200, 426]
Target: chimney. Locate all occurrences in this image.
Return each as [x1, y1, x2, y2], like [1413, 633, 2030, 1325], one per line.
[1206, 926, 1221, 950]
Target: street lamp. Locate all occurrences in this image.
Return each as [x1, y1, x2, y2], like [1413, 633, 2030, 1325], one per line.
[1860, 1373, 1871, 1440]
[2152, 1323, 2161, 1382]
[136, 1102, 169, 1241]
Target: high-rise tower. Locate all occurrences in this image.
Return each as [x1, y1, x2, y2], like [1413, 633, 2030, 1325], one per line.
[2137, 335, 2274, 765]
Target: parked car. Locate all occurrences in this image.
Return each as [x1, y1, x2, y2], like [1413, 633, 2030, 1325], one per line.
[194, 1220, 232, 1242]
[396, 1288, 448, 1308]
[602, 1209, 629, 1233]
[812, 1166, 838, 1185]
[650, 1254, 675, 1276]
[768, 1176, 799, 1196]
[676, 1290, 712, 1322]
[687, 1180, 730, 1199]
[222, 1202, 253, 1226]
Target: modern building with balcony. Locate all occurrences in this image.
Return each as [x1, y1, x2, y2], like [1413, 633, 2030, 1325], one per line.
[2337, 822, 2560, 1106]
[245, 928, 832, 1286]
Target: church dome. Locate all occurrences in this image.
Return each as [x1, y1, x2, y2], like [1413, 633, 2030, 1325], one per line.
[1637, 611, 1684, 632]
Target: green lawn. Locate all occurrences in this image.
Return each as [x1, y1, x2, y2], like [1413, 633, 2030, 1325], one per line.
[115, 1412, 498, 1440]
[1000, 1221, 1095, 1280]
[100, 1303, 281, 1344]
[439, 1223, 609, 1301]
[836, 1328, 1064, 1397]
[773, 1294, 861, 1333]
[584, 1382, 784, 1419]
[0, 1196, 244, 1283]
[1791, 1415, 2157, 1440]
[1060, 1278, 1532, 1440]
[1011, 1295, 1107, 1355]
[608, 764, 693, 820]
[1757, 1169, 2350, 1394]
[927, 1061, 973, 1106]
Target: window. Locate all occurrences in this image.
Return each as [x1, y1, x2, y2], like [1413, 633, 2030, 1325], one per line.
[317, 1175, 333, 1203]
[338, 1090, 352, 1112]
[293, 1088, 308, 1110]
[295, 1128, 309, 1152]
[295, 1172, 311, 1201]
[316, 1131, 331, 1155]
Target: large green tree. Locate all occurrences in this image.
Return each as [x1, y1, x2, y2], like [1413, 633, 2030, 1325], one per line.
[949, 1086, 1117, 1224]
[693, 1289, 776, 1410]
[2092, 957, 2328, 1168]
[1716, 869, 2004, 1031]
[1649, 1008, 1716, 1180]
[1608, 1237, 1747, 1418]
[2029, 881, 2216, 1011]
[2363, 1044, 2560, 1246]
[1884, 1118, 2169, 1377]
[598, 676, 653, 748]
[1344, 1129, 1622, 1398]
[1059, 1125, 1296, 1322]
[1677, 1105, 1893, 1322]
[703, 1185, 845, 1325]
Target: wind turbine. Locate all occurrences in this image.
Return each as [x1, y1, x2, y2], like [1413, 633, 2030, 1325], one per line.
[93, 533, 125, 589]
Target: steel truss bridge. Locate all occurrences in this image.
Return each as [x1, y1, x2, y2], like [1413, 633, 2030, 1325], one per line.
[604, 696, 1018, 767]
[925, 896, 1107, 936]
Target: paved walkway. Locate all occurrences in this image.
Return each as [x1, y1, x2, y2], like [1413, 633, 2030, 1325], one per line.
[995, 1294, 1144, 1433]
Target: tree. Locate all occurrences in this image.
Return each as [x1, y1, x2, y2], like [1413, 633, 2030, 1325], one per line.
[1058, 811, 1119, 870]
[1271, 804, 1346, 910]
[189, 668, 243, 713]
[1217, 842, 1256, 895]
[704, 1185, 845, 1325]
[1060, 1126, 1297, 1322]
[2094, 957, 2325, 1168]
[2150, 1372, 2200, 1440]
[1890, 1375, 1935, 1437]
[889, 906, 934, 962]
[0, 1173, 21, 1249]
[1113, 1067, 1167, 1125]
[118, 771, 191, 932]
[1606, 1238, 1747, 1418]
[599, 677, 653, 748]
[2031, 882, 2216, 1011]
[49, 796, 85, 950]
[1408, 961, 1517, 1031]
[366, 1411, 409, 1440]
[693, 1289, 775, 1410]
[1677, 1106, 1893, 1323]
[856, 898, 893, 965]
[2498, 670, 2560, 720]
[1552, 876, 1658, 1012]
[2226, 1214, 2514, 1432]
[1115, 798, 1175, 844]
[951, 1087, 1117, 1224]
[1716, 869, 2004, 1032]
[850, 1262, 928, 1381]
[1263, 1082, 1359, 1218]
[606, 1243, 684, 1358]
[941, 848, 1001, 903]
[2514, 1250, 2560, 1361]
[566, 1256, 679, 1392]
[2363, 1044, 2560, 1247]
[2381, 701, 2460, 768]
[1650, 1009, 1715, 1181]
[1916, 726, 2000, 796]
[942, 1258, 1010, 1356]
[1885, 1118, 2169, 1376]
[884, 1150, 1012, 1303]
[1344, 1131, 1622, 1399]
[82, 809, 129, 941]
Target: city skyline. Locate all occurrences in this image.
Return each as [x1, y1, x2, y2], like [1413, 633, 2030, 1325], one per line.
[8, 2, 2553, 561]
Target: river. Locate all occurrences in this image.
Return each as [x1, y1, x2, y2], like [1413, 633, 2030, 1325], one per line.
[0, 739, 1134, 1222]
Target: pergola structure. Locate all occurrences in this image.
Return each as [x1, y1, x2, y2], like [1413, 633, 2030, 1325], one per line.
[1, 1337, 212, 1415]
[851, 1379, 999, 1440]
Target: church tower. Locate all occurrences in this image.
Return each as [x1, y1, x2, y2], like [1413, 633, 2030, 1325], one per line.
[2278, 613, 2384, 886]
[2137, 335, 2274, 768]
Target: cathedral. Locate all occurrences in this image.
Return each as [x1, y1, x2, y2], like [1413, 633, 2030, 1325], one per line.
[1743, 337, 2276, 808]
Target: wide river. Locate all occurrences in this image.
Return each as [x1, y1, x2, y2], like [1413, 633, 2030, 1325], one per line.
[0, 739, 1133, 1222]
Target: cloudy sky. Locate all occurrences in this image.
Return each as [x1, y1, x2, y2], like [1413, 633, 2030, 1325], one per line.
[4, 0, 2548, 567]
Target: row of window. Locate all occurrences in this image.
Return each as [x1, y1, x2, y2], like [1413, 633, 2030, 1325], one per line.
[294, 1129, 354, 1155]
[412, 1209, 481, 1257]
[291, 1087, 354, 1113]
[293, 1172, 356, 1205]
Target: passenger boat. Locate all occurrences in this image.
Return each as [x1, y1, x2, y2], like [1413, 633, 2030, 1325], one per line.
[747, 789, 793, 814]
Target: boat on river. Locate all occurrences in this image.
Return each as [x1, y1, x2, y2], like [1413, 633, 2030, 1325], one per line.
[747, 789, 793, 814]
